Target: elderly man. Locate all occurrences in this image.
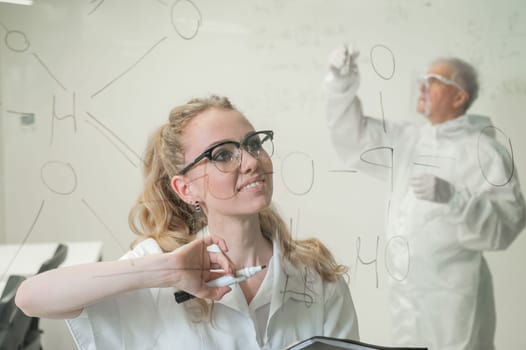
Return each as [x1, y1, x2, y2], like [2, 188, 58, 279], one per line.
[324, 45, 526, 350]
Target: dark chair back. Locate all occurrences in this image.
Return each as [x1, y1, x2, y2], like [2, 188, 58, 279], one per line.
[0, 243, 68, 350]
[0, 275, 25, 324]
[37, 244, 68, 274]
[0, 275, 30, 350]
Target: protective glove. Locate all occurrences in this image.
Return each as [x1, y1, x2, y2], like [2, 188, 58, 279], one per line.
[328, 43, 359, 76]
[410, 174, 456, 203]
[326, 44, 360, 92]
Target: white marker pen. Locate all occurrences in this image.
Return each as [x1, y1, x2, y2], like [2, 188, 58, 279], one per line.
[174, 265, 266, 303]
[206, 265, 266, 287]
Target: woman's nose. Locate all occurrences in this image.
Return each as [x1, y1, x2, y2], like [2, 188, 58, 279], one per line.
[239, 148, 258, 173]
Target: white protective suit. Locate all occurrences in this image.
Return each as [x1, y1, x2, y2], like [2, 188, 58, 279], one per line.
[325, 68, 526, 349]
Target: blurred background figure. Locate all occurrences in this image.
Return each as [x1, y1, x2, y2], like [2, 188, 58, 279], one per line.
[324, 44, 526, 350]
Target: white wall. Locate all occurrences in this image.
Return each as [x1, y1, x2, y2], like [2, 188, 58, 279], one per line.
[0, 45, 4, 243]
[1, 1, 525, 349]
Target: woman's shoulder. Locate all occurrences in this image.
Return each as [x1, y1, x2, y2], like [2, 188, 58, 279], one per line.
[120, 238, 163, 260]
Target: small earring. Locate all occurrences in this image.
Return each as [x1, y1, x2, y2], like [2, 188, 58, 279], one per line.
[194, 201, 201, 213]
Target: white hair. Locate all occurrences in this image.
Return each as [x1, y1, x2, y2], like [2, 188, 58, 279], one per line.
[432, 57, 479, 111]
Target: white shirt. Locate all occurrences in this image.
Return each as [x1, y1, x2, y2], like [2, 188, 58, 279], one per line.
[66, 236, 359, 349]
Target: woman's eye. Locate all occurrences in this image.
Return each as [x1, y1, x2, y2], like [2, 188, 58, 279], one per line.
[247, 139, 262, 152]
[212, 149, 235, 162]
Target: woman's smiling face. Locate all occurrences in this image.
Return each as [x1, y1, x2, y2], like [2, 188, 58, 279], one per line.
[176, 107, 273, 217]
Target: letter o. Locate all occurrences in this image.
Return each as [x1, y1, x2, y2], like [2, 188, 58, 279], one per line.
[40, 161, 78, 195]
[171, 0, 202, 40]
[370, 44, 396, 80]
[280, 151, 315, 196]
[384, 235, 410, 282]
[5, 30, 30, 52]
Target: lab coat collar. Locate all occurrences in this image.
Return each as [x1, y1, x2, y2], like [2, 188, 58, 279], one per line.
[268, 240, 321, 320]
[425, 114, 494, 139]
[212, 234, 320, 320]
[216, 283, 250, 315]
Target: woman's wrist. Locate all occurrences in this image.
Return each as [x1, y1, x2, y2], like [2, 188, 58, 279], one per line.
[123, 252, 178, 290]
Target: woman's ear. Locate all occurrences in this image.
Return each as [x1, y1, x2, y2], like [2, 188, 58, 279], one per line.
[171, 175, 194, 205]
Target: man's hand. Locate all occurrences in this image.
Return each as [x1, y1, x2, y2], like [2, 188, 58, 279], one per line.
[410, 174, 455, 203]
[328, 43, 359, 77]
[326, 43, 360, 92]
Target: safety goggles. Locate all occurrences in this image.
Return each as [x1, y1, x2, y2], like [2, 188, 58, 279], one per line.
[418, 73, 465, 91]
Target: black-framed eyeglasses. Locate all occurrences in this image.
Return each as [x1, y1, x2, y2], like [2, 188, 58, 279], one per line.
[178, 130, 274, 175]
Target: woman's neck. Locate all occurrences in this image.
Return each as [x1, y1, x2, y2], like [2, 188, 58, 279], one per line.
[206, 214, 273, 268]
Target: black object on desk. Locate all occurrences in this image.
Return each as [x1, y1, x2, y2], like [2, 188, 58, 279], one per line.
[285, 335, 428, 350]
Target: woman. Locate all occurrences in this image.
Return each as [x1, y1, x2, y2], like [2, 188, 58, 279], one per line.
[16, 95, 359, 349]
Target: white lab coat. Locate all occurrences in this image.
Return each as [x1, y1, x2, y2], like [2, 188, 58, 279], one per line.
[66, 234, 359, 349]
[325, 74, 526, 350]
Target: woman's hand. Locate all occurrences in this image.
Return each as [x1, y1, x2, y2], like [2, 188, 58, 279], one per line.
[172, 235, 235, 301]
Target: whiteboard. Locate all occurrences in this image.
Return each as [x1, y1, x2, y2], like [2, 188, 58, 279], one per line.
[1, 0, 525, 349]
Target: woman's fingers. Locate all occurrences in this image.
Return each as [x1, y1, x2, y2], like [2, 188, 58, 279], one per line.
[203, 235, 229, 252]
[206, 271, 229, 281]
[208, 251, 234, 275]
[172, 235, 236, 300]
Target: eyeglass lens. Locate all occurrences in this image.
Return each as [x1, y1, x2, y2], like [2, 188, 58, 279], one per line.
[211, 132, 274, 173]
